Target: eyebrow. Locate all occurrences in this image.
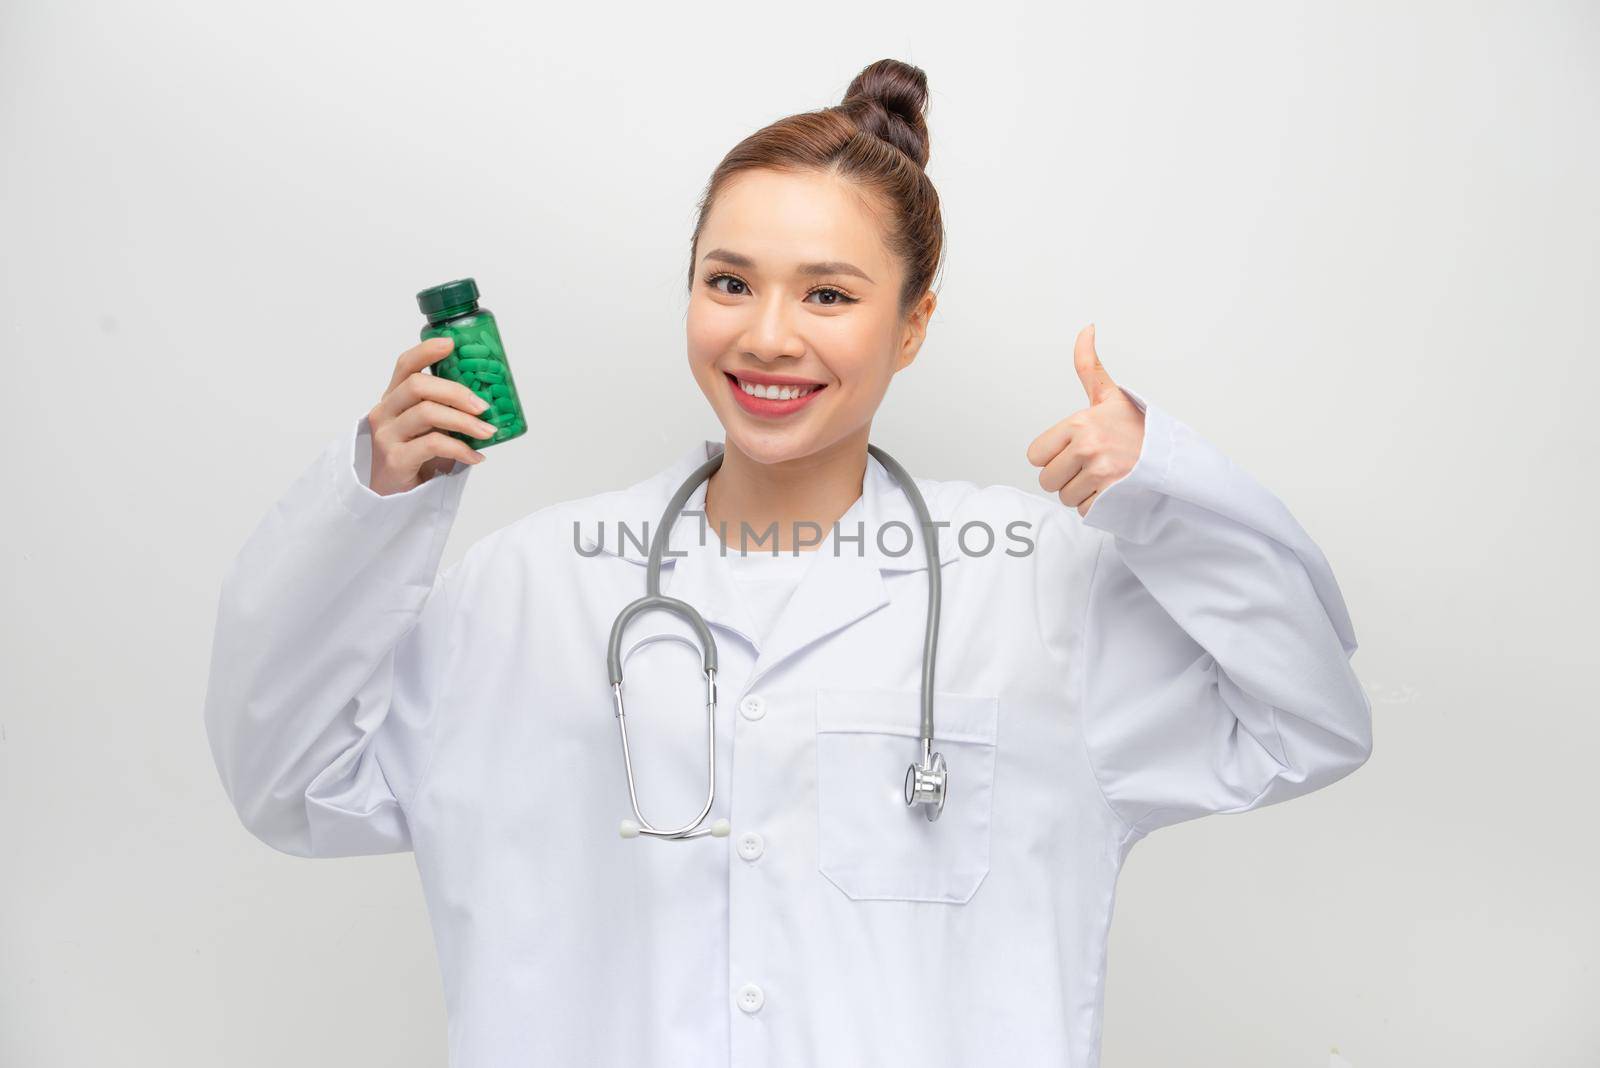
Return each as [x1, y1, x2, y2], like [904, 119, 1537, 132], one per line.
[701, 247, 875, 284]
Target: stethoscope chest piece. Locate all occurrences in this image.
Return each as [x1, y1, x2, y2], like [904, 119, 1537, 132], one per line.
[905, 751, 948, 821]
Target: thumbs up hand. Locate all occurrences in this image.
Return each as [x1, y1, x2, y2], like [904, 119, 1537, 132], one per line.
[1025, 324, 1146, 517]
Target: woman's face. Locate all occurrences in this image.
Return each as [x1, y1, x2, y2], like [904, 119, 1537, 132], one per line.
[686, 167, 935, 466]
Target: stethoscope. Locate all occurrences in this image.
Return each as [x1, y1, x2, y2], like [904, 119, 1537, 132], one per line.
[607, 444, 947, 841]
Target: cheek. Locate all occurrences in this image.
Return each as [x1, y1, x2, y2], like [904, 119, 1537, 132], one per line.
[685, 300, 738, 364]
[821, 326, 896, 392]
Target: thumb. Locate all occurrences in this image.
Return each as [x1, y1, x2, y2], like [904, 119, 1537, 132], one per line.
[1073, 323, 1117, 404]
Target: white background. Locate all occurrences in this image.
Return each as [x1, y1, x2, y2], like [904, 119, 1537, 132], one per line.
[3, 1, 1596, 1064]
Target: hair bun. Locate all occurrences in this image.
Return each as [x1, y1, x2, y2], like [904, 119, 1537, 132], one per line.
[841, 58, 931, 169]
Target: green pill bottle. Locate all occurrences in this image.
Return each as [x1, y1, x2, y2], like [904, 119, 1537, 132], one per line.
[416, 277, 528, 450]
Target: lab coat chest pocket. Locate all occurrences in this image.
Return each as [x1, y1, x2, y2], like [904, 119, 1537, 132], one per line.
[814, 689, 998, 904]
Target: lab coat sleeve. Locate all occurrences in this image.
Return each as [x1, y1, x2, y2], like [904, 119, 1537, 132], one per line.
[203, 413, 472, 858]
[1070, 385, 1372, 839]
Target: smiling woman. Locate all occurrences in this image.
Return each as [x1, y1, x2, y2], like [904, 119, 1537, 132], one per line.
[681, 58, 949, 545]
[203, 54, 1374, 1068]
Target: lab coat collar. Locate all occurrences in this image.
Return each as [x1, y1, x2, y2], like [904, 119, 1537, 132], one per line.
[580, 438, 962, 573]
[577, 439, 962, 682]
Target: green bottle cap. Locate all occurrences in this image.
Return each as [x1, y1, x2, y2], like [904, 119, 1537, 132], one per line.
[417, 278, 480, 319]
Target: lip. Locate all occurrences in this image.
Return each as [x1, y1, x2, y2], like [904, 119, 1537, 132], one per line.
[724, 371, 827, 419]
[725, 368, 827, 387]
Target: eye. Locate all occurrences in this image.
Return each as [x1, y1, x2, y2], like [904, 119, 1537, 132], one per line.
[806, 285, 859, 306]
[702, 272, 861, 306]
[705, 271, 750, 297]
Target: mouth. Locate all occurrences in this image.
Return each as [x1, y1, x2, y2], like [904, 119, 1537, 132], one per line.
[724, 371, 827, 418]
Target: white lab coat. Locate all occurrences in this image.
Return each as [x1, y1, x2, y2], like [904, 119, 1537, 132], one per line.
[203, 385, 1372, 1068]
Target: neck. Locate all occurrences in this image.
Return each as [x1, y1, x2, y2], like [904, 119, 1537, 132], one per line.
[705, 429, 869, 553]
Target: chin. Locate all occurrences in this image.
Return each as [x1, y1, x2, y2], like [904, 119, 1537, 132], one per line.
[721, 419, 821, 466]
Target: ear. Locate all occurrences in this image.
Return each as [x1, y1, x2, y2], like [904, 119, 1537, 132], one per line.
[893, 290, 938, 372]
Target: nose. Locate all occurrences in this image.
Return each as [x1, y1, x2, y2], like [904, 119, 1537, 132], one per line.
[741, 290, 806, 362]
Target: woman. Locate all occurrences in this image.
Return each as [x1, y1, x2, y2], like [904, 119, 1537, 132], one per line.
[204, 58, 1372, 1068]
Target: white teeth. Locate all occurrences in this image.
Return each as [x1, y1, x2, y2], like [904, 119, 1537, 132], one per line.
[739, 379, 817, 401]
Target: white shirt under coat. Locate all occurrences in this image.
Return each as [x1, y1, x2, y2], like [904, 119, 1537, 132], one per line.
[202, 385, 1373, 1068]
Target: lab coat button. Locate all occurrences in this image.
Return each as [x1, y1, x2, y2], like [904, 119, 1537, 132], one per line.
[736, 982, 765, 1013]
[740, 694, 766, 721]
[738, 831, 765, 860]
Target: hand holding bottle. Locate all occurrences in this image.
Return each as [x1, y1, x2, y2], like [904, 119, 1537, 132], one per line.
[367, 337, 496, 496]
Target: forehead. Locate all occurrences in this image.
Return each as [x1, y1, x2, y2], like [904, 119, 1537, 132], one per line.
[700, 168, 891, 274]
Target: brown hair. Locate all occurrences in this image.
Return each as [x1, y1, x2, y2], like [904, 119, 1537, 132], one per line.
[686, 58, 945, 319]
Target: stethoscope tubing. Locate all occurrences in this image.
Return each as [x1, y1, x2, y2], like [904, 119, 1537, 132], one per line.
[606, 444, 945, 840]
